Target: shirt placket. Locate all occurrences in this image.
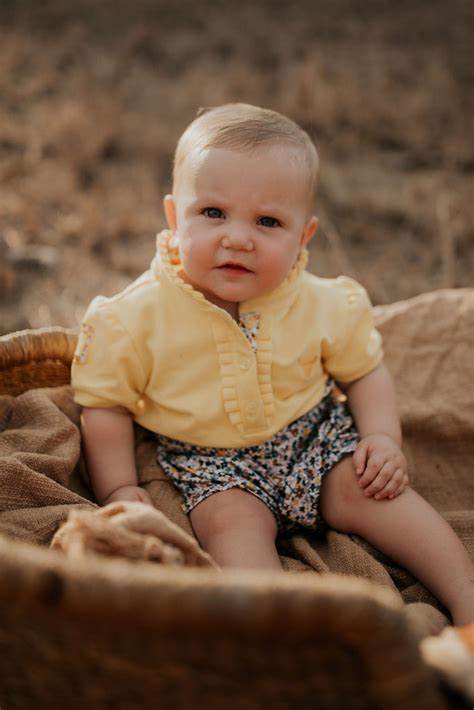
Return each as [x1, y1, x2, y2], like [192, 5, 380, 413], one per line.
[212, 310, 274, 437]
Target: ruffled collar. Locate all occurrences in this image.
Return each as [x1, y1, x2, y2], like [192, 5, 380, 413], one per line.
[151, 228, 308, 314]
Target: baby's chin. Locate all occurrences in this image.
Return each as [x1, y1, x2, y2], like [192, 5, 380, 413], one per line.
[181, 269, 279, 303]
[210, 282, 275, 304]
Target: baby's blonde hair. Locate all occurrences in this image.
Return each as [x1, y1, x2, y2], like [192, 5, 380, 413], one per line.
[172, 103, 320, 215]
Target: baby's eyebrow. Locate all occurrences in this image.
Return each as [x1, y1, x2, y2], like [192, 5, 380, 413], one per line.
[188, 195, 228, 210]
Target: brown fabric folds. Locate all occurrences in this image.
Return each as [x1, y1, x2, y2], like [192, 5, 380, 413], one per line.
[0, 288, 473, 642]
[50, 500, 219, 568]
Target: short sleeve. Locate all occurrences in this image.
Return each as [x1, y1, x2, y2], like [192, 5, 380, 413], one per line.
[71, 297, 146, 413]
[321, 276, 384, 383]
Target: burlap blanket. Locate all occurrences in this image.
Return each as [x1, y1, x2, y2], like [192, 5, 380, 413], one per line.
[1, 288, 472, 642]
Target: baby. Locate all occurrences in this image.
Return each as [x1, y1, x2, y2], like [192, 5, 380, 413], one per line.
[71, 102, 474, 625]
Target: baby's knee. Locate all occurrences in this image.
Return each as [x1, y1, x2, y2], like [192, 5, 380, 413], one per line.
[319, 454, 364, 531]
[189, 488, 278, 547]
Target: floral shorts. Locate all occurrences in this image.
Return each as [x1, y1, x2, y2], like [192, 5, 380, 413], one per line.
[155, 377, 360, 536]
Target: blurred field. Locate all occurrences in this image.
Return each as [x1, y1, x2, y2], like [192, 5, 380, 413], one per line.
[0, 0, 472, 335]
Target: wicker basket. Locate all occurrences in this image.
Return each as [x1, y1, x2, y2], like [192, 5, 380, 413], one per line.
[0, 327, 447, 709]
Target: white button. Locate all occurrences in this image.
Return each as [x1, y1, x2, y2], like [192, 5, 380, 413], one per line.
[239, 358, 251, 371]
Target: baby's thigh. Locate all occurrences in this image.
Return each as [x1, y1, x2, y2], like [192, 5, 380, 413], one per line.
[189, 488, 278, 545]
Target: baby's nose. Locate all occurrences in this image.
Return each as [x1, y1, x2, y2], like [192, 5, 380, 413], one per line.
[222, 226, 254, 250]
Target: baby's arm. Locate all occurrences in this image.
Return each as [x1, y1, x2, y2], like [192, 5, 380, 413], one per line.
[337, 362, 408, 500]
[81, 406, 153, 506]
[337, 361, 402, 446]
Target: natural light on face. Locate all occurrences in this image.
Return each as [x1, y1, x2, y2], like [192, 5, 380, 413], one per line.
[169, 144, 317, 315]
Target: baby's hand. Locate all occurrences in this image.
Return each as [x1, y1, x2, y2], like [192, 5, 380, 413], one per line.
[102, 485, 154, 507]
[352, 433, 409, 501]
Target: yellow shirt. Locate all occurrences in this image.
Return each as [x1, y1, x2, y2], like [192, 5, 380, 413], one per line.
[71, 229, 384, 448]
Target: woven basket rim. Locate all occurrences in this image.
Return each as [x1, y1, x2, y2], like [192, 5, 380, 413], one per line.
[0, 325, 78, 372]
[0, 532, 410, 643]
[0, 324, 78, 339]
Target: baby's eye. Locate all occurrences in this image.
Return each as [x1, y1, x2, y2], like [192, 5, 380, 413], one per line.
[202, 207, 223, 219]
[259, 216, 280, 228]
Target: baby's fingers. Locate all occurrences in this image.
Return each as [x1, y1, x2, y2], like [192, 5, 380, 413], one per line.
[357, 452, 386, 488]
[387, 473, 410, 500]
[372, 471, 409, 500]
[352, 441, 369, 476]
[372, 468, 405, 500]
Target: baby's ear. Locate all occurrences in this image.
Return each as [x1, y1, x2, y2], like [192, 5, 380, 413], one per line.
[301, 216, 319, 247]
[163, 194, 177, 232]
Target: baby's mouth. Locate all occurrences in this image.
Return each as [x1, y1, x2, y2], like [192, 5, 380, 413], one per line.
[217, 263, 252, 273]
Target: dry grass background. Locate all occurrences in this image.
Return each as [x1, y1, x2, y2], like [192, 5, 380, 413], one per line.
[0, 0, 472, 335]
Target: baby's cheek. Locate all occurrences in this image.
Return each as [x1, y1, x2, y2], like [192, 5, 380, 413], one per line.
[260, 251, 296, 289]
[180, 242, 206, 274]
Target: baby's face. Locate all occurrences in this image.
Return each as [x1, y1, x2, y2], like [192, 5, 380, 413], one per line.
[163, 145, 318, 315]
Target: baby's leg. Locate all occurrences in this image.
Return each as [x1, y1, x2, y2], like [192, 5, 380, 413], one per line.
[189, 488, 282, 570]
[319, 455, 474, 625]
